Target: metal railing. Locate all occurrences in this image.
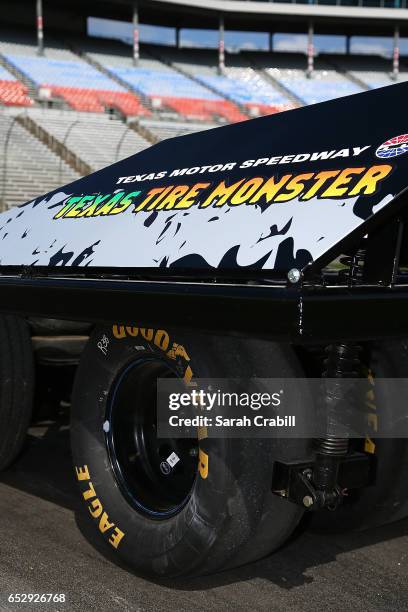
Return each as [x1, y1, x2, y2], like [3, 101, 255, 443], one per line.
[0, 112, 26, 212]
[0, 111, 142, 211]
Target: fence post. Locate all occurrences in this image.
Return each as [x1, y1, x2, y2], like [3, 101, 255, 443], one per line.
[392, 24, 400, 81]
[133, 2, 140, 67]
[218, 15, 225, 75]
[36, 0, 44, 56]
[307, 22, 314, 78]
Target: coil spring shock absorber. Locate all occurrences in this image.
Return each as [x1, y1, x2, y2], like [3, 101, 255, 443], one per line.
[313, 343, 362, 508]
[312, 247, 365, 508]
[339, 248, 366, 286]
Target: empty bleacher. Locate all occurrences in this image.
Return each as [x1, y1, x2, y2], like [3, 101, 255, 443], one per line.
[250, 52, 363, 105]
[155, 48, 293, 116]
[329, 53, 408, 90]
[0, 111, 80, 209]
[25, 107, 151, 172]
[76, 38, 247, 123]
[0, 63, 32, 107]
[0, 34, 148, 117]
[161, 47, 294, 116]
[223, 66, 294, 116]
[140, 118, 217, 140]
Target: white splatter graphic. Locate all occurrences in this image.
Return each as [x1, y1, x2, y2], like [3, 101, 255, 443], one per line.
[0, 190, 394, 270]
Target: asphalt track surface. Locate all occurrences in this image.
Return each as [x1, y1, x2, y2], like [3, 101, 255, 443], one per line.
[1, 415, 408, 612]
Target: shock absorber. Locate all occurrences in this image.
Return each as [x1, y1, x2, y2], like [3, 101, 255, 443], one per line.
[311, 244, 366, 508]
[339, 248, 366, 286]
[313, 343, 362, 508]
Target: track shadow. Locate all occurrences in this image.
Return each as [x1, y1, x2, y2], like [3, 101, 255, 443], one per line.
[2, 413, 408, 592]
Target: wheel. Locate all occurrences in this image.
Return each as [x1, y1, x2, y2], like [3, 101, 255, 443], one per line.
[0, 315, 34, 470]
[70, 323, 311, 577]
[310, 339, 408, 532]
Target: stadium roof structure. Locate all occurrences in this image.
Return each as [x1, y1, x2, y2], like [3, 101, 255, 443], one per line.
[143, 0, 408, 36]
[3, 0, 408, 37]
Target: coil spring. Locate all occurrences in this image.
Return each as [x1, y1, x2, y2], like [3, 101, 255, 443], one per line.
[323, 343, 362, 378]
[339, 248, 366, 286]
[315, 436, 349, 456]
[315, 342, 362, 461]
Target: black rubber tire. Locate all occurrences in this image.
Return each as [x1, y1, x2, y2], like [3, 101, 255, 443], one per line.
[71, 323, 312, 577]
[0, 315, 34, 471]
[28, 317, 92, 336]
[310, 339, 408, 532]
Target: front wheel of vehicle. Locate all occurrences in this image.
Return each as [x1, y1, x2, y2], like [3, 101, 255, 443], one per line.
[71, 323, 311, 577]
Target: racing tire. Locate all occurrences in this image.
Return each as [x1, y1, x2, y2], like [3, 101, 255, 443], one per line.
[0, 315, 34, 470]
[71, 323, 311, 577]
[310, 339, 408, 532]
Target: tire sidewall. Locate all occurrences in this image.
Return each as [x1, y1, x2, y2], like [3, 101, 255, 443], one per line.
[71, 323, 306, 576]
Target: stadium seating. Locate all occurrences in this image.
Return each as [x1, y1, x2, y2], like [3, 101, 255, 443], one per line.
[255, 53, 363, 105]
[247, 51, 362, 105]
[25, 108, 151, 171]
[140, 118, 217, 140]
[0, 111, 80, 208]
[48, 87, 150, 116]
[81, 44, 248, 122]
[329, 53, 408, 90]
[193, 72, 292, 115]
[270, 67, 362, 104]
[224, 67, 293, 115]
[1, 41, 148, 117]
[0, 64, 32, 107]
[159, 47, 294, 115]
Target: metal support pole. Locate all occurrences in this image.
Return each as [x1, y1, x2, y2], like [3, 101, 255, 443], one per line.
[116, 126, 132, 162]
[346, 35, 350, 55]
[36, 0, 44, 57]
[176, 27, 180, 49]
[132, 2, 140, 67]
[307, 21, 314, 78]
[392, 24, 400, 81]
[2, 114, 26, 211]
[269, 33, 273, 53]
[218, 15, 225, 75]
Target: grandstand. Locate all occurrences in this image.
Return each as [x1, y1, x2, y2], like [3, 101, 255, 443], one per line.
[0, 32, 149, 116]
[0, 0, 407, 211]
[0, 63, 32, 107]
[25, 107, 151, 171]
[75, 38, 248, 122]
[0, 112, 79, 209]
[156, 46, 294, 116]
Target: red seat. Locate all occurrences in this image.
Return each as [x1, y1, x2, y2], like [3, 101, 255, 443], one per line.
[158, 96, 248, 123]
[98, 91, 150, 117]
[48, 86, 151, 117]
[0, 80, 33, 107]
[245, 102, 294, 117]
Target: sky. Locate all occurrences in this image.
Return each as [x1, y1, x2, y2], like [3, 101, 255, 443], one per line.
[88, 16, 408, 58]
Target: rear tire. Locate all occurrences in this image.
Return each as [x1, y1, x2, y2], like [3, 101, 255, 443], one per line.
[0, 315, 34, 470]
[71, 323, 311, 577]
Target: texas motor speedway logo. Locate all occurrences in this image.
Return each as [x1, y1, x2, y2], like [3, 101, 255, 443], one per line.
[376, 134, 408, 159]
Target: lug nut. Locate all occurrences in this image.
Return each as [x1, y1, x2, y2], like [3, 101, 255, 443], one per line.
[303, 495, 314, 508]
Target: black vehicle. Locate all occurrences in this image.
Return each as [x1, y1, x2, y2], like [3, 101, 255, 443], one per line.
[1, 82, 408, 577]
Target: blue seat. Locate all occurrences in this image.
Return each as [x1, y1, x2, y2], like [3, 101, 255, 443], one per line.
[110, 66, 220, 100]
[4, 54, 124, 91]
